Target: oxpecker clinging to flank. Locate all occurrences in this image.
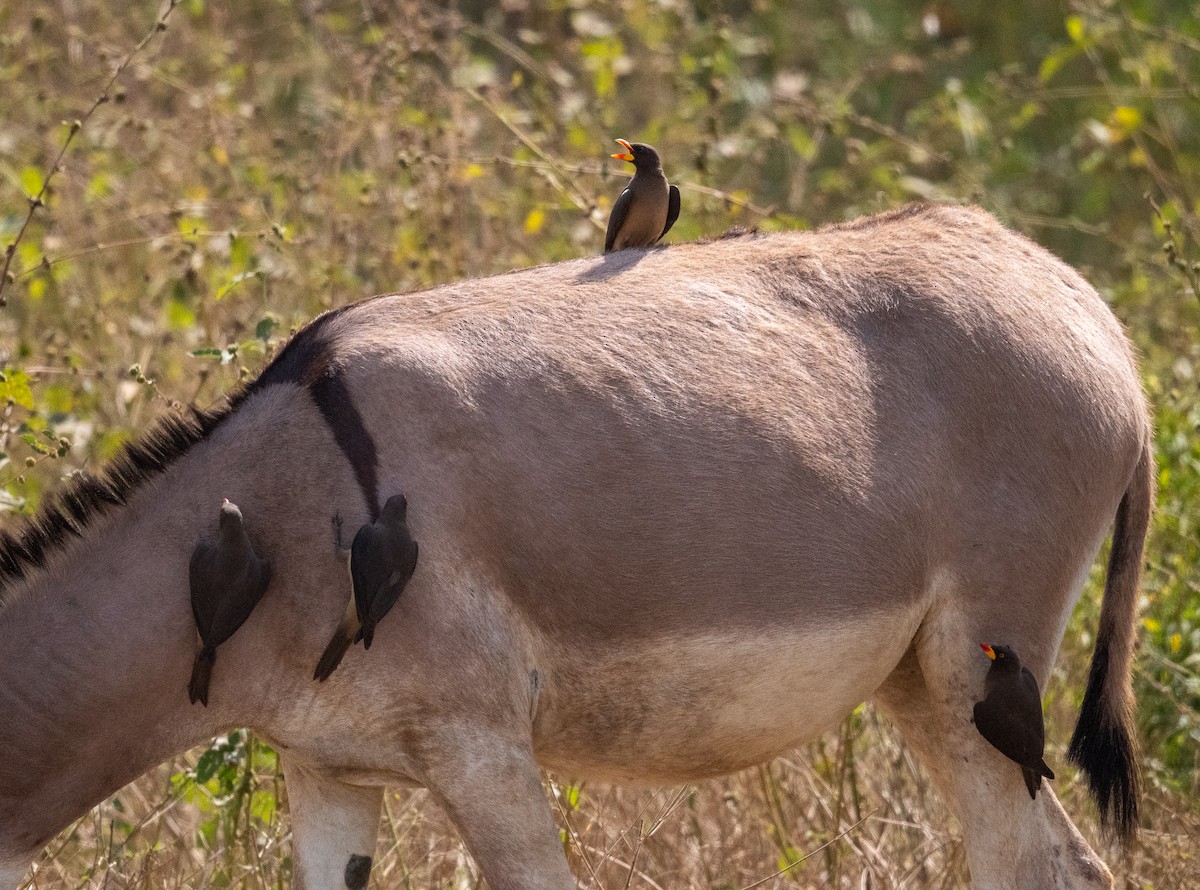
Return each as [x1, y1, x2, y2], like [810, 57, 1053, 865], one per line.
[605, 139, 680, 253]
[314, 493, 420, 681]
[973, 643, 1056, 799]
[188, 499, 272, 706]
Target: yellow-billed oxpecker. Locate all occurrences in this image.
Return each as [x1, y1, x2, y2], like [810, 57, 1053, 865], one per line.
[314, 493, 420, 682]
[605, 139, 681, 253]
[973, 643, 1055, 799]
[188, 499, 272, 706]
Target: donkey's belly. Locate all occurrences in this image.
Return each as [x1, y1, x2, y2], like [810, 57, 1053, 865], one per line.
[531, 602, 924, 783]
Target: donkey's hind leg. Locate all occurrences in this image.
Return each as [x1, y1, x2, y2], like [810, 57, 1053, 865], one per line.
[873, 634, 1112, 890]
[282, 759, 383, 890]
[420, 726, 575, 890]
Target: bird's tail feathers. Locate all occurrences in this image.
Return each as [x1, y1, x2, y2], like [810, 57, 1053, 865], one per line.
[358, 618, 376, 650]
[314, 627, 354, 682]
[1022, 767, 1041, 800]
[188, 646, 216, 706]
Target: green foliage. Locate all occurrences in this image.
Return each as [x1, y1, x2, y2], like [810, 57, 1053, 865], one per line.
[169, 731, 286, 886]
[1, 0, 1198, 884]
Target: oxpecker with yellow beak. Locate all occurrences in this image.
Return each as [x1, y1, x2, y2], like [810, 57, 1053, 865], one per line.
[973, 643, 1056, 799]
[605, 139, 681, 253]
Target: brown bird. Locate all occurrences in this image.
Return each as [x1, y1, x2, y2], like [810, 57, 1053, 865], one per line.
[314, 493, 420, 681]
[188, 499, 272, 706]
[605, 139, 680, 253]
[973, 643, 1055, 799]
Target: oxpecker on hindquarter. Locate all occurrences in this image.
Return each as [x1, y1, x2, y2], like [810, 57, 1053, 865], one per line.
[605, 139, 681, 253]
[314, 493, 420, 681]
[188, 499, 272, 706]
[973, 643, 1056, 799]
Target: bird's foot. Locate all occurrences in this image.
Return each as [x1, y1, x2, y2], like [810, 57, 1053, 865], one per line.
[331, 513, 350, 559]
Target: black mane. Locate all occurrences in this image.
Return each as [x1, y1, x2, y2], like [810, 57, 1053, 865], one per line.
[0, 404, 235, 595]
[0, 305, 348, 600]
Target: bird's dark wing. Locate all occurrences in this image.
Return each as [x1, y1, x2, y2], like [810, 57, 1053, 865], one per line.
[205, 545, 272, 649]
[1020, 667, 1042, 696]
[974, 684, 1044, 768]
[221, 556, 272, 633]
[350, 523, 389, 620]
[189, 541, 220, 637]
[659, 184, 681, 240]
[1020, 667, 1046, 747]
[605, 188, 633, 253]
[367, 539, 419, 624]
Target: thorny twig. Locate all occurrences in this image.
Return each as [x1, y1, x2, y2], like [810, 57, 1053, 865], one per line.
[737, 810, 876, 890]
[0, 0, 181, 307]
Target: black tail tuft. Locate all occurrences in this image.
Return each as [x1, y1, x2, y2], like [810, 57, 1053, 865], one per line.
[188, 646, 216, 706]
[1067, 645, 1140, 846]
[1067, 442, 1151, 849]
[314, 629, 353, 681]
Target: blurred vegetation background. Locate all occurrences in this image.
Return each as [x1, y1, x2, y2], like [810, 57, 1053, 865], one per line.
[1, 0, 1198, 886]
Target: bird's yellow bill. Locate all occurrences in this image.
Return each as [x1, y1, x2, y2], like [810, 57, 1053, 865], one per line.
[611, 138, 634, 161]
[980, 643, 997, 660]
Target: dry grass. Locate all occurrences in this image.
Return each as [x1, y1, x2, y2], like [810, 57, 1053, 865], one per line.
[21, 705, 1200, 889]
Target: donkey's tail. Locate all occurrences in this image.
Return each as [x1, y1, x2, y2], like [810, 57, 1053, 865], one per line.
[1067, 435, 1154, 847]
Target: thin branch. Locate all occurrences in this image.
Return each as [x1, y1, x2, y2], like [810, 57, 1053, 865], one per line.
[461, 88, 605, 229]
[0, 0, 181, 307]
[475, 156, 778, 219]
[737, 811, 875, 890]
[13, 228, 282, 280]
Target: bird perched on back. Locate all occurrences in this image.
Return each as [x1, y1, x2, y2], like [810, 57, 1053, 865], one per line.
[605, 139, 681, 253]
[314, 493, 420, 682]
[188, 499, 272, 706]
[973, 643, 1055, 799]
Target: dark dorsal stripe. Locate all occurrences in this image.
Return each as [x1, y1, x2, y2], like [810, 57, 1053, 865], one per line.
[0, 303, 381, 598]
[308, 367, 381, 522]
[258, 303, 381, 519]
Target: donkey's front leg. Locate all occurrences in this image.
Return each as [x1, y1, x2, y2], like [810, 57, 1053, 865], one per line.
[282, 759, 383, 890]
[422, 727, 575, 890]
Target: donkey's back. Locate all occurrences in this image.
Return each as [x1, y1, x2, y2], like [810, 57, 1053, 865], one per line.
[311, 203, 1147, 887]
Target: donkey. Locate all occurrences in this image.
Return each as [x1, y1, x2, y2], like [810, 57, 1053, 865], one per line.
[0, 203, 1150, 889]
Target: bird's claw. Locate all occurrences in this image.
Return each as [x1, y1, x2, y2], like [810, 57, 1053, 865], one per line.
[331, 513, 345, 552]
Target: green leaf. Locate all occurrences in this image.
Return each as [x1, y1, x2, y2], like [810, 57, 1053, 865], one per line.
[216, 271, 258, 301]
[44, 384, 73, 414]
[19, 166, 44, 197]
[193, 747, 223, 784]
[523, 208, 546, 234]
[0, 369, 34, 410]
[85, 172, 113, 203]
[167, 297, 196, 330]
[1108, 106, 1142, 139]
[22, 436, 51, 455]
[250, 790, 277, 824]
[255, 316, 278, 341]
[229, 234, 252, 270]
[1065, 15, 1085, 44]
[1039, 44, 1081, 83]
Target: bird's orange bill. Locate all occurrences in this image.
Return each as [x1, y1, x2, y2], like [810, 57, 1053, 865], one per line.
[980, 643, 997, 660]
[611, 138, 634, 161]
